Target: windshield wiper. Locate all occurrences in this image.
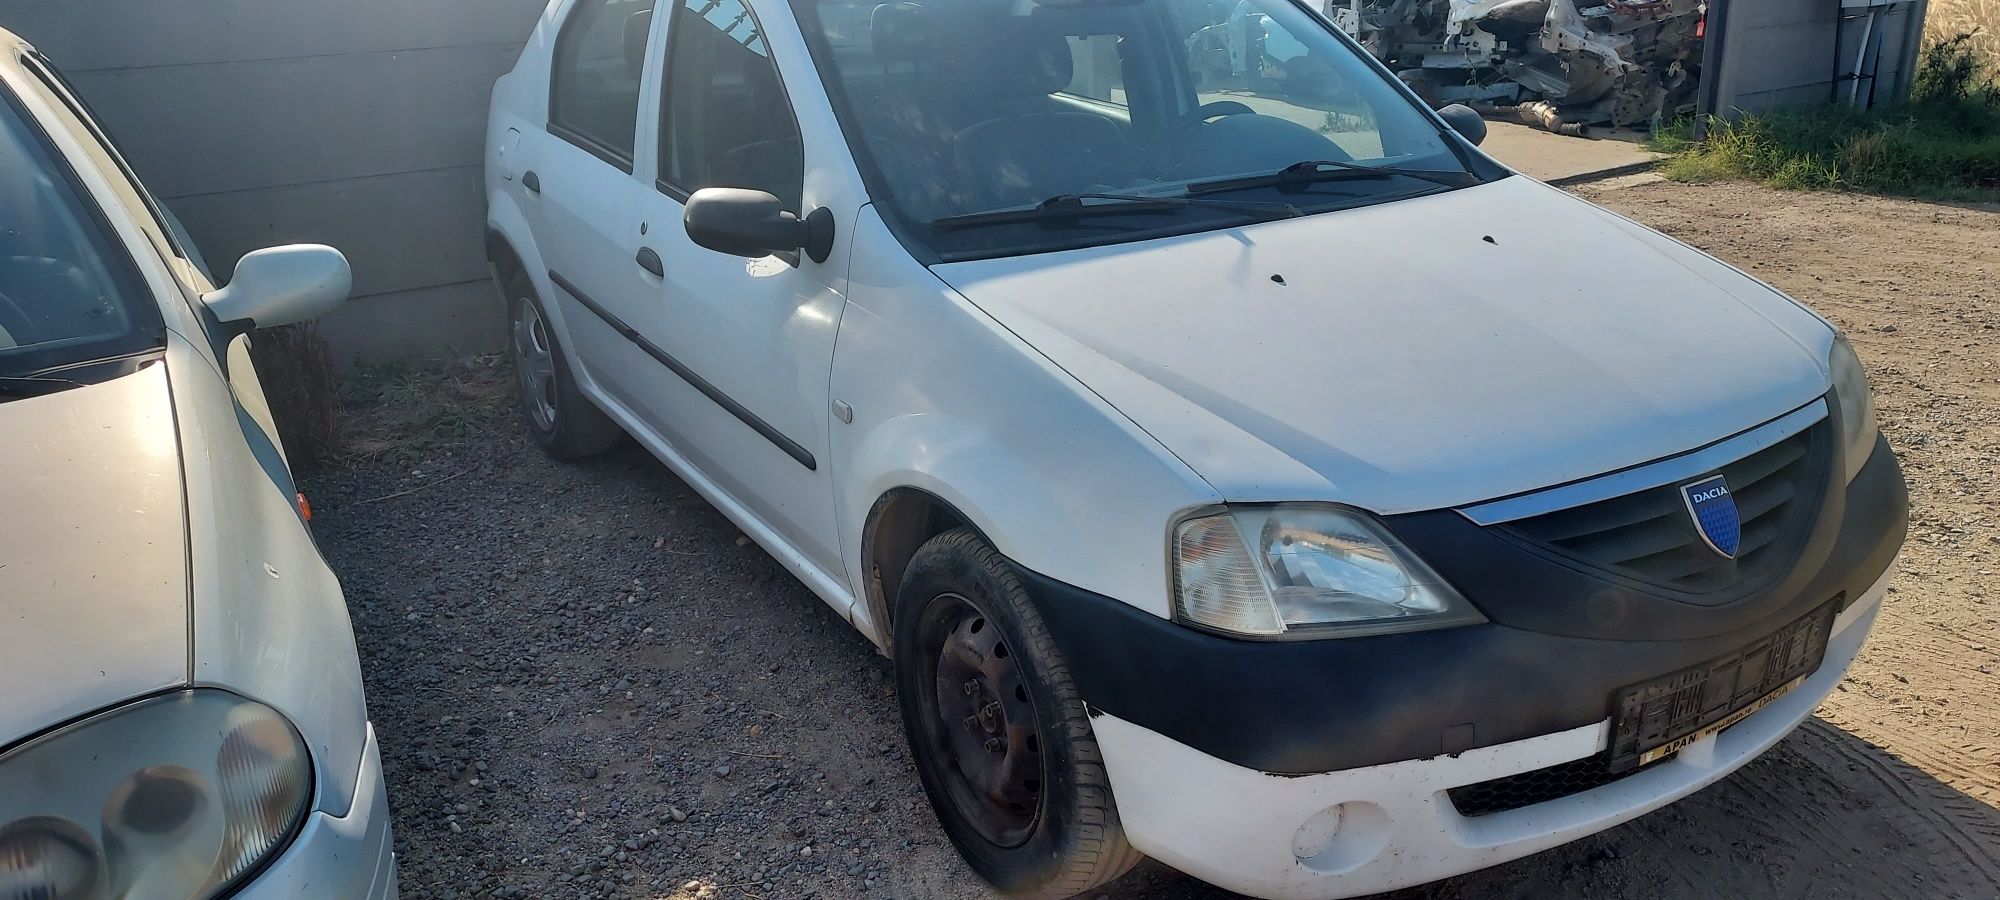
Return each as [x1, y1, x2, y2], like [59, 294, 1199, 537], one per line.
[931, 192, 1302, 232]
[0, 374, 87, 399]
[1188, 159, 1482, 196]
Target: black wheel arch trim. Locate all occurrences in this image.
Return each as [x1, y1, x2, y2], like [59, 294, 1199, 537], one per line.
[545, 269, 817, 470]
[1008, 440, 1908, 776]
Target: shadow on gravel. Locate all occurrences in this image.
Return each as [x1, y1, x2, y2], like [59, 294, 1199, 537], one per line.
[304, 382, 1999, 900]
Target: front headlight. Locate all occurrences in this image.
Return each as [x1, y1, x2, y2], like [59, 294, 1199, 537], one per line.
[1830, 334, 1880, 484]
[1172, 505, 1486, 639]
[0, 690, 311, 900]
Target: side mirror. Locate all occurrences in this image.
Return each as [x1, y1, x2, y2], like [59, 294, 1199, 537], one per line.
[1437, 103, 1487, 146]
[684, 188, 835, 265]
[201, 245, 351, 336]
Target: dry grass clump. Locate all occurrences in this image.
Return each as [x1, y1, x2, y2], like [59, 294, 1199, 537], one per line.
[337, 353, 513, 459]
[1928, 0, 1999, 65]
[247, 323, 340, 471]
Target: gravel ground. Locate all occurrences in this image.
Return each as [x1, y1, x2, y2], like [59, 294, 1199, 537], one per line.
[305, 178, 2000, 900]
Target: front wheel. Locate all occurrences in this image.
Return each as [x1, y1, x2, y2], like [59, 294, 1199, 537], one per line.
[894, 530, 1142, 898]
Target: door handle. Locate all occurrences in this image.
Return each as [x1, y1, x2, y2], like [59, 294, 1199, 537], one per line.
[522, 170, 541, 194]
[636, 247, 664, 277]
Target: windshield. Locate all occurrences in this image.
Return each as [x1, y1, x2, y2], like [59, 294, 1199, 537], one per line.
[792, 0, 1482, 260]
[0, 83, 162, 378]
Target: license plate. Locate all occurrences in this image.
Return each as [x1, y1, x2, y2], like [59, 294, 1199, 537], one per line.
[1608, 602, 1837, 773]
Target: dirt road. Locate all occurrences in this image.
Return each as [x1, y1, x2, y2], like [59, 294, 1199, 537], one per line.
[308, 179, 2000, 900]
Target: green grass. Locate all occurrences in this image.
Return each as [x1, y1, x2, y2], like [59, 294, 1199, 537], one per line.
[1651, 34, 2000, 201]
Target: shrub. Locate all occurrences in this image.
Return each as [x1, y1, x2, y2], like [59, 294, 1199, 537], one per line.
[246, 323, 340, 470]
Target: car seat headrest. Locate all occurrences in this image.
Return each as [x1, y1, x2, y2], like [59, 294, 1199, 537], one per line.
[993, 19, 1073, 96]
[872, 3, 936, 65]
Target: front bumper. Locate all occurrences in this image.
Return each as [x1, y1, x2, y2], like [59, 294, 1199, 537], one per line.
[1094, 570, 1886, 900]
[235, 723, 397, 899]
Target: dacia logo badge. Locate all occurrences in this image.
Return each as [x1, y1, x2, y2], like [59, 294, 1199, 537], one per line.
[1680, 475, 1741, 558]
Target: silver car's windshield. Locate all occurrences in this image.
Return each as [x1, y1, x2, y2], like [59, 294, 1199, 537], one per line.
[792, 0, 1485, 259]
[0, 84, 160, 378]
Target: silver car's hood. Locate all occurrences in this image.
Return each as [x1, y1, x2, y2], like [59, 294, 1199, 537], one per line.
[0, 364, 187, 743]
[933, 176, 1837, 512]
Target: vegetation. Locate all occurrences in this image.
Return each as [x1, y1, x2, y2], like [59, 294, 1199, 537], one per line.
[247, 323, 340, 470]
[1652, 33, 2000, 201]
[1928, 0, 2000, 66]
[337, 354, 511, 458]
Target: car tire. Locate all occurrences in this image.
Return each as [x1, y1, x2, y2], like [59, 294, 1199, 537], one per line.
[505, 269, 623, 460]
[894, 529, 1143, 899]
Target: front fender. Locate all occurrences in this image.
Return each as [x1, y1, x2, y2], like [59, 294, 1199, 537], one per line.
[165, 333, 370, 817]
[831, 209, 1218, 628]
[848, 410, 1103, 575]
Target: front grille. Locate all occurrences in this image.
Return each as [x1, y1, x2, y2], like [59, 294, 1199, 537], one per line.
[1502, 421, 1831, 595]
[1448, 753, 1666, 818]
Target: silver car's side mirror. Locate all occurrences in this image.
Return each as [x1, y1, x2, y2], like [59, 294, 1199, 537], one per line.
[201, 245, 351, 335]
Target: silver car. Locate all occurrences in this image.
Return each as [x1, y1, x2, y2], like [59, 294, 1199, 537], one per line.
[0, 33, 395, 898]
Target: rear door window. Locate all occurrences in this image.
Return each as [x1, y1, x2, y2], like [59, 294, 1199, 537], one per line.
[550, 0, 660, 167]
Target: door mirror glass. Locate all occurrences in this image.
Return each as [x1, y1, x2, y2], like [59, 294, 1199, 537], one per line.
[684, 188, 834, 263]
[1437, 104, 1487, 146]
[201, 245, 350, 333]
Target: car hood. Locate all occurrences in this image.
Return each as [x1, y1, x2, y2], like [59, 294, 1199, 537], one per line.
[0, 363, 188, 744]
[931, 177, 1836, 512]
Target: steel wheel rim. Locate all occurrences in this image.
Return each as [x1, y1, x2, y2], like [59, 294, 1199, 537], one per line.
[915, 592, 1046, 848]
[513, 297, 557, 432]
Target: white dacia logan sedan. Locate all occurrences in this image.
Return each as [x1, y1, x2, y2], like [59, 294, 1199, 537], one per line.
[0, 34, 395, 899]
[483, 1, 1908, 896]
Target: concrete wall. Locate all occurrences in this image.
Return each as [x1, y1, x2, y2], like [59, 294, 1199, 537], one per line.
[1709, 0, 1929, 116]
[0, 0, 553, 361]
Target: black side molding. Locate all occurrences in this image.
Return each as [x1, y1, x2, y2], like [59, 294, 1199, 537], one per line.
[546, 270, 818, 471]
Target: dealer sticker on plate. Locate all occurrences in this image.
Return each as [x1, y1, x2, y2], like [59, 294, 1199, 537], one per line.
[1609, 602, 1837, 773]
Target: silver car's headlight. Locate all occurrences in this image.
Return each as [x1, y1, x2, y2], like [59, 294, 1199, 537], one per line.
[1830, 335, 1880, 484]
[1172, 505, 1486, 639]
[0, 690, 311, 900]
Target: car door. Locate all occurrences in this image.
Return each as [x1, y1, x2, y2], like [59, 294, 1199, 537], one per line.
[530, 0, 662, 393]
[610, 0, 849, 576]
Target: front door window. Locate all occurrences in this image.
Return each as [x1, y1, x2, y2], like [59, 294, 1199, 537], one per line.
[658, 0, 805, 212]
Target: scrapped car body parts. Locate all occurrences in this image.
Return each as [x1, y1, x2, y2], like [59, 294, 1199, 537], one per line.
[1325, 0, 1705, 130]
